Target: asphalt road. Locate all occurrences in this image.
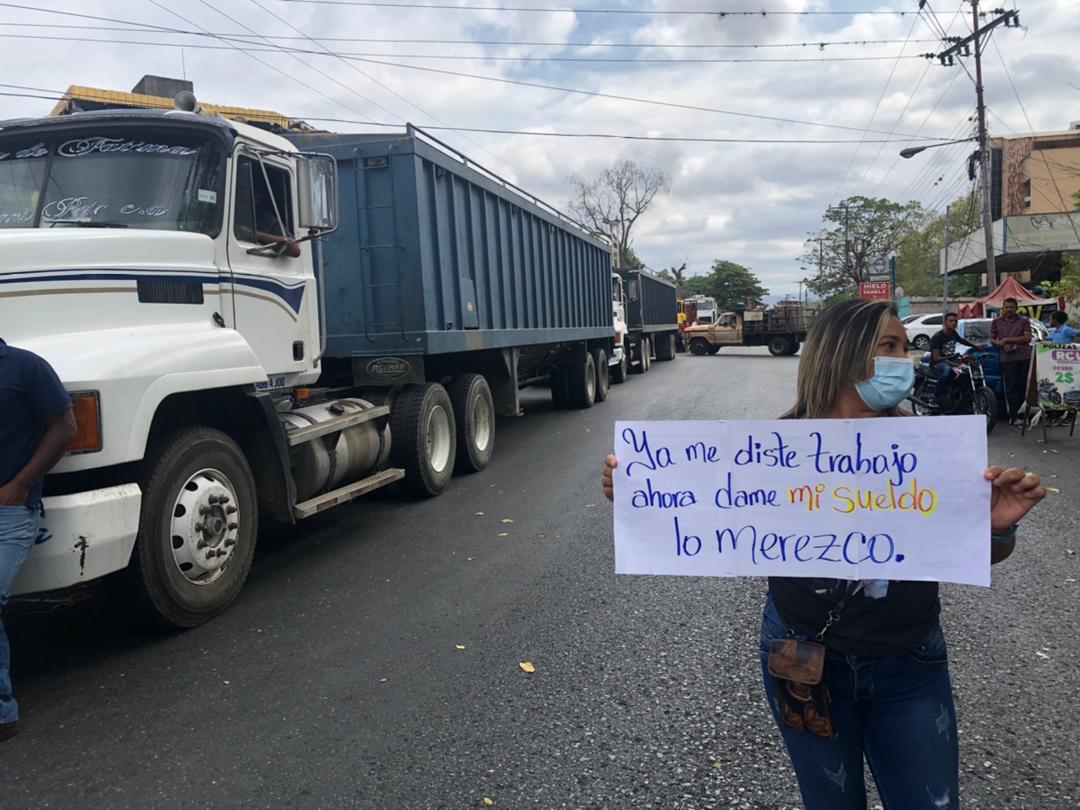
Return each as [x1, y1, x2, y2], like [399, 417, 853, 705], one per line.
[3, 349, 1078, 809]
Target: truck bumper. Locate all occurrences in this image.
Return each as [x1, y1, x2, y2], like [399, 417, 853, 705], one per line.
[11, 484, 142, 595]
[609, 345, 625, 366]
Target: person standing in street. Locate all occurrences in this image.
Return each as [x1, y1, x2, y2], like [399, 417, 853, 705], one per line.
[0, 337, 76, 742]
[1048, 310, 1077, 344]
[600, 300, 1047, 809]
[990, 297, 1033, 426]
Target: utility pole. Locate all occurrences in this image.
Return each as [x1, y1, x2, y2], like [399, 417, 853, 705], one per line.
[971, 0, 997, 292]
[936, 5, 1020, 292]
[943, 204, 951, 315]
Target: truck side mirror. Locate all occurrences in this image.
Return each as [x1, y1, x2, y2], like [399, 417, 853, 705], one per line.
[297, 154, 339, 234]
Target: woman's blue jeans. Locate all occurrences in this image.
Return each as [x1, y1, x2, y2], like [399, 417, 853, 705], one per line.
[760, 594, 959, 810]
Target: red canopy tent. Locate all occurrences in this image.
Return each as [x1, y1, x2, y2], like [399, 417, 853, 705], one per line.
[956, 277, 1062, 319]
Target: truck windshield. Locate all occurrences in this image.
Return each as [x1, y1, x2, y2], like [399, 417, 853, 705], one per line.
[0, 128, 223, 233]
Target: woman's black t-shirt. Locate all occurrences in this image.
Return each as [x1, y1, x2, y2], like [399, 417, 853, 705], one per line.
[768, 576, 940, 658]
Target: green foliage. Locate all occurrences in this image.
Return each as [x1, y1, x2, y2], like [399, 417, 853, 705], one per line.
[802, 196, 925, 297]
[621, 246, 645, 270]
[897, 192, 982, 297]
[683, 260, 769, 310]
[1044, 253, 1080, 321]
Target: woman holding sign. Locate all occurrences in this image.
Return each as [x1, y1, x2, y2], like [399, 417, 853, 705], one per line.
[601, 299, 1046, 810]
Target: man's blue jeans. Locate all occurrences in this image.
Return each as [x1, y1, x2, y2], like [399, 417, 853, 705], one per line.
[0, 505, 39, 725]
[760, 595, 959, 810]
[932, 362, 955, 399]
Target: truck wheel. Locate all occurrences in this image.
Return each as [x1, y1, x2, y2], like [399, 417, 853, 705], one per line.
[591, 347, 610, 402]
[655, 333, 676, 361]
[390, 383, 457, 497]
[567, 350, 597, 409]
[689, 338, 710, 356]
[128, 427, 258, 628]
[768, 336, 793, 356]
[786, 341, 801, 356]
[448, 374, 495, 474]
[549, 367, 569, 408]
[643, 338, 652, 371]
[610, 344, 629, 384]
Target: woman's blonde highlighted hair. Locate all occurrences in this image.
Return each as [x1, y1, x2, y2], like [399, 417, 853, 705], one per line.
[783, 299, 899, 419]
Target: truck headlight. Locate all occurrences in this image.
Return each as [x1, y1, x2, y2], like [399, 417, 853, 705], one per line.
[68, 391, 103, 454]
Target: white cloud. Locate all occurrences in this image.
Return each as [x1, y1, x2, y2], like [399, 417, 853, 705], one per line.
[0, 0, 1076, 297]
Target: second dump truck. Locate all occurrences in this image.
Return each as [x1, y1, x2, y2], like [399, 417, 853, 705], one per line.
[611, 267, 680, 378]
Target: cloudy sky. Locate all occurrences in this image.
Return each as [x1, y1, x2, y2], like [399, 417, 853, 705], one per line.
[2, 0, 1077, 296]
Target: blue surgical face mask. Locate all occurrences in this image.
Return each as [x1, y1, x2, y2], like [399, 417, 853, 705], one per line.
[855, 356, 915, 411]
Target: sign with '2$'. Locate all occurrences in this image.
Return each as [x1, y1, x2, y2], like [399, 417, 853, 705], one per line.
[612, 416, 991, 586]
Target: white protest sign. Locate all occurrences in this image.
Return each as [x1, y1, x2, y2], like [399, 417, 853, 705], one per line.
[613, 416, 991, 587]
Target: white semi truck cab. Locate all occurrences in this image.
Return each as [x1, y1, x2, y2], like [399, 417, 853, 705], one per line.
[0, 108, 383, 626]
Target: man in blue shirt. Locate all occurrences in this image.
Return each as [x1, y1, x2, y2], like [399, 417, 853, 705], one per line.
[0, 338, 76, 742]
[1049, 310, 1078, 344]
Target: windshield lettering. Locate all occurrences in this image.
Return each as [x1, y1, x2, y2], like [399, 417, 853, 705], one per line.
[58, 136, 198, 158]
[16, 142, 47, 159]
[43, 196, 110, 221]
[0, 210, 32, 225]
[120, 203, 170, 217]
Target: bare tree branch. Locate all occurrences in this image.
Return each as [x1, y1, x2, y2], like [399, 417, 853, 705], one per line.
[568, 160, 670, 268]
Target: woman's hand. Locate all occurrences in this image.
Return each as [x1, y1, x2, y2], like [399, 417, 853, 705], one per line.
[602, 454, 618, 502]
[985, 466, 1046, 533]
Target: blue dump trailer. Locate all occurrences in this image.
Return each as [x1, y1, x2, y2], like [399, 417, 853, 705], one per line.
[287, 126, 616, 494]
[614, 267, 680, 374]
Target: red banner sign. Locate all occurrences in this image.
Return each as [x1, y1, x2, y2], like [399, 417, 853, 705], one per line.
[859, 281, 892, 301]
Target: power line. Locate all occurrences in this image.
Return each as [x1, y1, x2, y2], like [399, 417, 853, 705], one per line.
[0, 84, 956, 145]
[851, 2, 967, 199]
[868, 67, 965, 198]
[241, 0, 578, 220]
[991, 37, 1080, 245]
[829, 12, 923, 204]
[276, 1, 919, 16]
[0, 23, 945, 49]
[0, 1, 950, 137]
[0, 31, 934, 63]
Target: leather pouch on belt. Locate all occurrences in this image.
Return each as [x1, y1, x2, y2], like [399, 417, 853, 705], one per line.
[767, 638, 825, 685]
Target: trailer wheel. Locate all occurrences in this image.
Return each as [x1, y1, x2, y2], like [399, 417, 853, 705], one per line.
[768, 336, 793, 356]
[448, 374, 495, 474]
[654, 333, 676, 361]
[549, 367, 569, 408]
[610, 343, 629, 384]
[689, 338, 710, 356]
[390, 382, 457, 497]
[591, 347, 610, 402]
[567, 350, 597, 409]
[128, 427, 258, 628]
[643, 337, 652, 371]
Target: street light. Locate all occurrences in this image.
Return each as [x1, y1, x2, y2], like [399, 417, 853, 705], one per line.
[898, 137, 977, 160]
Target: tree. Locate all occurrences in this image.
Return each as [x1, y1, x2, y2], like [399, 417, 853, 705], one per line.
[1044, 253, 1080, 323]
[896, 192, 981, 297]
[621, 246, 645, 270]
[802, 196, 925, 297]
[656, 262, 688, 297]
[568, 160, 670, 269]
[683, 260, 769, 310]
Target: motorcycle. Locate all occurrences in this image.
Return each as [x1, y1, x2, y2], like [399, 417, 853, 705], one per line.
[908, 351, 998, 433]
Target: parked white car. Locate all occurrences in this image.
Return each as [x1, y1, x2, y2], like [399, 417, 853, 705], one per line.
[905, 313, 945, 350]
